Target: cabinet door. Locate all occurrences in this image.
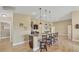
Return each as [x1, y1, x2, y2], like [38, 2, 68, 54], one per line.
[29, 36, 33, 49]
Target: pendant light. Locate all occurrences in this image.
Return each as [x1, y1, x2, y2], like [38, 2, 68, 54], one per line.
[49, 10, 51, 20]
[39, 8, 42, 24]
[45, 9, 47, 25]
[49, 10, 52, 33]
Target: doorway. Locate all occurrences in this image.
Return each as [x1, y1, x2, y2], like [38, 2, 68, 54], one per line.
[0, 22, 12, 51]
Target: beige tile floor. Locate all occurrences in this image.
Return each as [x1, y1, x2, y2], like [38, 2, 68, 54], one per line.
[0, 36, 73, 52]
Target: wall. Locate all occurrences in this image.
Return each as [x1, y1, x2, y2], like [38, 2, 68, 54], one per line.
[53, 20, 72, 36]
[72, 11, 79, 42]
[13, 13, 31, 45]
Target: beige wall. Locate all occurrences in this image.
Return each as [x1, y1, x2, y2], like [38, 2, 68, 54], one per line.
[72, 11, 79, 42]
[53, 20, 72, 36]
[13, 13, 31, 44]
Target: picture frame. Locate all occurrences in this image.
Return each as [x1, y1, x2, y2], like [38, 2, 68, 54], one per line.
[19, 23, 24, 27]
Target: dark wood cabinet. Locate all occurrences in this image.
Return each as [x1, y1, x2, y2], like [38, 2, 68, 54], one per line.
[29, 36, 33, 49]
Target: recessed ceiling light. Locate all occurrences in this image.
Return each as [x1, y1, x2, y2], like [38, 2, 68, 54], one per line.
[1, 14, 7, 17]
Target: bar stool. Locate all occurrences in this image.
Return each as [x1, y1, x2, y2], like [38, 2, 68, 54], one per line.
[40, 34, 47, 52]
[47, 36, 52, 47]
[40, 41, 47, 52]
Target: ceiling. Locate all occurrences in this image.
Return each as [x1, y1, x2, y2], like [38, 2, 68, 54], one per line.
[1, 6, 79, 22]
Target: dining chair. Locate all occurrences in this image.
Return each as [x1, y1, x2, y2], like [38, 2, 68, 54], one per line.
[47, 36, 52, 47]
[53, 32, 58, 44]
[39, 34, 47, 52]
[42, 34, 47, 43]
[40, 41, 47, 52]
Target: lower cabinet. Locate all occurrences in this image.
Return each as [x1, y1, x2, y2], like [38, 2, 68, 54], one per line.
[29, 35, 33, 49]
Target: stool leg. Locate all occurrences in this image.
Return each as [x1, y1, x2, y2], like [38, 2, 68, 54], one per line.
[40, 49, 42, 52]
[45, 46, 47, 51]
[46, 48, 47, 51]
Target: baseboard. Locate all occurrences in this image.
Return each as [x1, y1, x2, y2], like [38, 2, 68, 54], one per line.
[0, 37, 9, 39]
[13, 41, 25, 46]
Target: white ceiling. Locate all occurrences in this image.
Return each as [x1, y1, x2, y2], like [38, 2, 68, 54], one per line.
[14, 6, 73, 22]
[1, 6, 79, 22]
